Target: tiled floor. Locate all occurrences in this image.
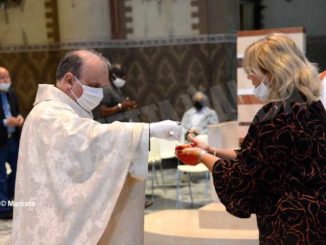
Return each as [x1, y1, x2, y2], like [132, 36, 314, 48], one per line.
[0, 160, 212, 244]
[0, 220, 11, 244]
[145, 167, 213, 213]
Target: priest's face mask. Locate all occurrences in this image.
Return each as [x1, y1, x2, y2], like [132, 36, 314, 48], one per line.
[70, 77, 104, 112]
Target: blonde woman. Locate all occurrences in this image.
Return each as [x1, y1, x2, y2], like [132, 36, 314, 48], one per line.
[175, 33, 326, 244]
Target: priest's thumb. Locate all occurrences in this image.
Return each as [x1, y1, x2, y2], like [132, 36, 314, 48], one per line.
[149, 120, 182, 141]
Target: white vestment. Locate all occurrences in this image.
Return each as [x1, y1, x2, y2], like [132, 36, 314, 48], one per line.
[12, 84, 149, 245]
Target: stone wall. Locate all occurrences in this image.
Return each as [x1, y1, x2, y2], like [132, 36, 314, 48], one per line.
[0, 35, 237, 122]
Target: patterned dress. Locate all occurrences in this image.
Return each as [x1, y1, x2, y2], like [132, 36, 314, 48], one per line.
[213, 95, 326, 244]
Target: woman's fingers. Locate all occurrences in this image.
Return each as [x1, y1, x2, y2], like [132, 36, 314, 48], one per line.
[175, 147, 200, 165]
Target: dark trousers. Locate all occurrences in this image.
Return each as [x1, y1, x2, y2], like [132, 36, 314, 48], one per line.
[0, 138, 18, 212]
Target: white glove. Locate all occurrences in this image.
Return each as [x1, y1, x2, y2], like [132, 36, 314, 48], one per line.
[150, 120, 182, 141]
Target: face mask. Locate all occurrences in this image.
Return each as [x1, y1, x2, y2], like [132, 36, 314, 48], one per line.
[71, 78, 103, 112]
[253, 75, 270, 101]
[113, 78, 126, 88]
[0, 83, 11, 92]
[193, 101, 204, 111]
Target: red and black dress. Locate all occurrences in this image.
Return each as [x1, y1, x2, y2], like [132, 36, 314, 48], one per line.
[213, 96, 326, 244]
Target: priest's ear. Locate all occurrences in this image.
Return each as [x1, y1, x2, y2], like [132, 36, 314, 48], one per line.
[63, 72, 75, 87]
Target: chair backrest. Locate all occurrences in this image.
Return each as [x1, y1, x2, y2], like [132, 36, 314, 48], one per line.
[148, 137, 161, 163]
[208, 121, 239, 149]
[208, 121, 239, 203]
[195, 134, 208, 144]
[177, 163, 208, 173]
[157, 139, 180, 159]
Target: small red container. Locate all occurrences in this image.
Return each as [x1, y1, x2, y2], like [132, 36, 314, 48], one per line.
[175, 144, 199, 165]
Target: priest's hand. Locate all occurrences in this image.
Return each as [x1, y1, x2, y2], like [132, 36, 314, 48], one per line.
[150, 120, 182, 141]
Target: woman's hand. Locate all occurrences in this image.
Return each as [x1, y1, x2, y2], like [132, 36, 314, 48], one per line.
[175, 144, 202, 165]
[187, 133, 209, 151]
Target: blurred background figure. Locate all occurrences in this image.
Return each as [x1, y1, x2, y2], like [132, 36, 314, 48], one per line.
[181, 91, 218, 138]
[320, 70, 326, 108]
[92, 63, 152, 208]
[0, 67, 24, 219]
[93, 64, 137, 123]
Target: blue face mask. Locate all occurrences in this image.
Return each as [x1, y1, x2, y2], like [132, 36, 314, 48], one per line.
[71, 78, 103, 112]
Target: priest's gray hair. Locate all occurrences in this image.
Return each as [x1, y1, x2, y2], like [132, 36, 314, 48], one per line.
[56, 49, 109, 81]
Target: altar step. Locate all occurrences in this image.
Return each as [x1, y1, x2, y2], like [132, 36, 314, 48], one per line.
[144, 203, 259, 245]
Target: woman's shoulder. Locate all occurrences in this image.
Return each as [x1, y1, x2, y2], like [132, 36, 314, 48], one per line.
[253, 98, 324, 126]
[253, 101, 284, 124]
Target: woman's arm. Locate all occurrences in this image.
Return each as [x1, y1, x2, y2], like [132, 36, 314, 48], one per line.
[188, 134, 237, 160]
[175, 146, 219, 172]
[206, 146, 237, 160]
[198, 151, 220, 172]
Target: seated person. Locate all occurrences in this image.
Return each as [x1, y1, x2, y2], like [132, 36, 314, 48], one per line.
[93, 64, 137, 123]
[181, 91, 219, 137]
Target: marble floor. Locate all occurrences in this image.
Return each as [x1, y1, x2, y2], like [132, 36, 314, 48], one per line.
[0, 220, 11, 245]
[0, 159, 212, 244]
[145, 165, 213, 213]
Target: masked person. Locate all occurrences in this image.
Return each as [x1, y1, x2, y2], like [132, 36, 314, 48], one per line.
[0, 67, 24, 220]
[12, 49, 182, 245]
[181, 91, 218, 137]
[92, 64, 153, 208]
[175, 33, 326, 244]
[93, 64, 137, 123]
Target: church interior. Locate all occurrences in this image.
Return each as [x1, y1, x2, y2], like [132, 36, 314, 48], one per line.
[0, 0, 325, 244]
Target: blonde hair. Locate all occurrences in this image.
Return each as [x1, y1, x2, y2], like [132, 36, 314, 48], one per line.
[243, 33, 321, 103]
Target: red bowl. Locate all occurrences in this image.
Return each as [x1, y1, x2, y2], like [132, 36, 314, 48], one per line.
[175, 144, 199, 165]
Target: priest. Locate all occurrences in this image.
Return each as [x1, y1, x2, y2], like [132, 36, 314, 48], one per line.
[12, 49, 182, 245]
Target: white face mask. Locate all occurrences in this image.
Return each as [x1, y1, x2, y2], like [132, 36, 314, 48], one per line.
[113, 78, 126, 88]
[0, 82, 11, 92]
[71, 78, 103, 112]
[253, 75, 270, 101]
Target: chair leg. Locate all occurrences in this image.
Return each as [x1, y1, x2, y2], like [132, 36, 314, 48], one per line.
[158, 161, 166, 190]
[176, 168, 181, 208]
[151, 164, 155, 199]
[204, 171, 209, 201]
[152, 163, 159, 186]
[187, 173, 193, 205]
